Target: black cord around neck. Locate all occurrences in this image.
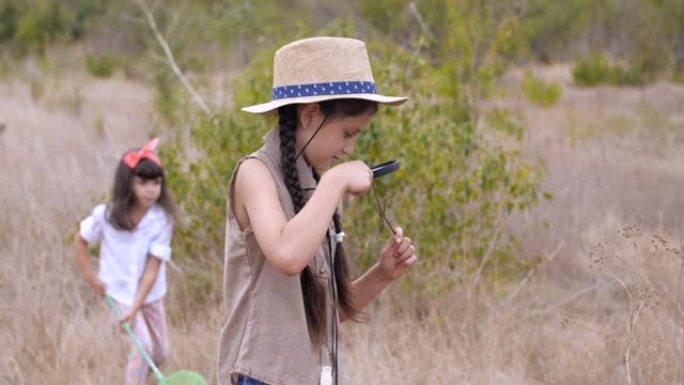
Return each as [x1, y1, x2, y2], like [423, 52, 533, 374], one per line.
[294, 114, 329, 161]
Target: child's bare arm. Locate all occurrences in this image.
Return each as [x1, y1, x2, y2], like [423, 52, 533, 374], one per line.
[236, 159, 371, 276]
[121, 255, 162, 325]
[75, 234, 106, 296]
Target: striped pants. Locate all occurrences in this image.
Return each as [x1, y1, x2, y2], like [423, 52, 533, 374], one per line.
[117, 299, 169, 385]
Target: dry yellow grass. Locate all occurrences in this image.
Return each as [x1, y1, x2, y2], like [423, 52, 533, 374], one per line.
[3, 62, 684, 384]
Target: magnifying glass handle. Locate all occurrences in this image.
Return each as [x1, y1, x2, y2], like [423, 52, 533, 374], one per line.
[371, 160, 400, 179]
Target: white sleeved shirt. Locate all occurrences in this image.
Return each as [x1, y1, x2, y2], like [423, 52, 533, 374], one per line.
[79, 203, 173, 306]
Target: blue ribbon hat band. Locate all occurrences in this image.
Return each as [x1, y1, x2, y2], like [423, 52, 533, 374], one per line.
[272, 81, 377, 100]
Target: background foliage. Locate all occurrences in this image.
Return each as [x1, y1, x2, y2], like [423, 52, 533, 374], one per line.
[3, 0, 681, 302]
[3, 0, 683, 80]
[160, 0, 548, 303]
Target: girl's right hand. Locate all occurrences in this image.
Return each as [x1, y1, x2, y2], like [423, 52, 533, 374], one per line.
[87, 277, 106, 296]
[325, 160, 373, 195]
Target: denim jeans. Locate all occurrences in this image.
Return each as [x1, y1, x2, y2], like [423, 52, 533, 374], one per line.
[237, 374, 269, 385]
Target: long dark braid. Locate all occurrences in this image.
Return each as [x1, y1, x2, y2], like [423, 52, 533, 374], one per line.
[278, 99, 376, 346]
[279, 105, 328, 346]
[311, 170, 360, 323]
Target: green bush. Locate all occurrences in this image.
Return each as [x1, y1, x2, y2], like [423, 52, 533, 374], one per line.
[519, 0, 592, 62]
[572, 52, 643, 87]
[519, 0, 683, 81]
[572, 52, 615, 86]
[85, 54, 117, 78]
[486, 109, 525, 141]
[0, 0, 17, 42]
[3, 0, 683, 83]
[152, 68, 181, 124]
[522, 70, 561, 107]
[0, 0, 107, 54]
[164, 6, 545, 301]
[14, 0, 73, 52]
[674, 67, 684, 84]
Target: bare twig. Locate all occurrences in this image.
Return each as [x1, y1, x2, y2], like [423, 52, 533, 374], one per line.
[135, 0, 212, 117]
[504, 242, 564, 305]
[603, 271, 631, 301]
[408, 2, 435, 40]
[678, 260, 684, 304]
[502, 281, 604, 331]
[8, 356, 24, 385]
[625, 301, 644, 385]
[633, 241, 643, 275]
[470, 206, 505, 290]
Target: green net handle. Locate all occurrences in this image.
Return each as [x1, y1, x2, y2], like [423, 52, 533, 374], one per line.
[106, 295, 166, 384]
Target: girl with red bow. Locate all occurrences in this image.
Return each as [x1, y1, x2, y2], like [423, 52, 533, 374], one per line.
[75, 138, 176, 385]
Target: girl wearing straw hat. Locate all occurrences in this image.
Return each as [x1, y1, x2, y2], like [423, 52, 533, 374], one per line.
[217, 37, 418, 385]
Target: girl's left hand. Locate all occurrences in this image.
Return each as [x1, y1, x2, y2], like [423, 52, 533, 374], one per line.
[378, 227, 418, 281]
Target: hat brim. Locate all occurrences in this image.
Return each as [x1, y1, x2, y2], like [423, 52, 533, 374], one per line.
[241, 93, 409, 115]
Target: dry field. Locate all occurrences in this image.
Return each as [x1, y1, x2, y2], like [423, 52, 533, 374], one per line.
[2, 61, 684, 384]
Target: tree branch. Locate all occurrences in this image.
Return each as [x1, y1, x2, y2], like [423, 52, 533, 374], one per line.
[504, 241, 564, 305]
[136, 0, 212, 117]
[470, 206, 506, 290]
[408, 2, 435, 40]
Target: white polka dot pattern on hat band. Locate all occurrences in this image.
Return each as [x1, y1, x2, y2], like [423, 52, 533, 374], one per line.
[272, 81, 377, 100]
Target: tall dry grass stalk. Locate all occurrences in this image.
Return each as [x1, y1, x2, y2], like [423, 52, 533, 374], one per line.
[3, 62, 684, 384]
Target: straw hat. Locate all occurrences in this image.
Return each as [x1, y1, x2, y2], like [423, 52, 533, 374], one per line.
[242, 37, 408, 114]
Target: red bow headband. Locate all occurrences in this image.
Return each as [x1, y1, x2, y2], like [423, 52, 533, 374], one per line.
[123, 138, 161, 169]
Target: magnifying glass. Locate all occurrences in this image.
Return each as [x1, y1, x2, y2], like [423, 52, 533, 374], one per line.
[370, 160, 400, 179]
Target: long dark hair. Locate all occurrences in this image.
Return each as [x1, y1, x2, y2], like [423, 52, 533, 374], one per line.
[108, 156, 176, 230]
[278, 99, 377, 346]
